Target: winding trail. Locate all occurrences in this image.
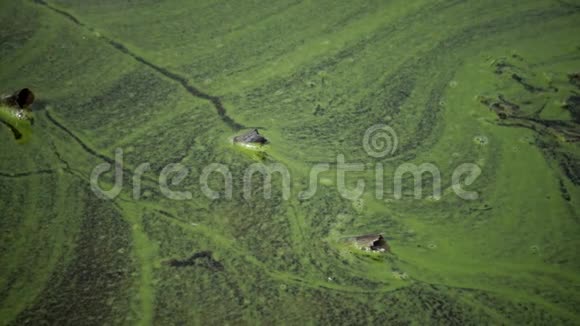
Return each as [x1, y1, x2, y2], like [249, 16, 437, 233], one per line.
[45, 111, 114, 163]
[33, 0, 245, 131]
[0, 169, 54, 178]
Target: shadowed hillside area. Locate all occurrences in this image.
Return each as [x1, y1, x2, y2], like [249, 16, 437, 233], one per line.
[1, 0, 580, 324]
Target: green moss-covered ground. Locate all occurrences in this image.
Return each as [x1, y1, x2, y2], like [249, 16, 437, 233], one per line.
[1, 0, 579, 324]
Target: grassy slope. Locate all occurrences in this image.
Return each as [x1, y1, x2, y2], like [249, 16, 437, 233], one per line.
[1, 0, 579, 324]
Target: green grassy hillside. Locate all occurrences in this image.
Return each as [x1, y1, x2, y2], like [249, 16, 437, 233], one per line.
[1, 0, 579, 324]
